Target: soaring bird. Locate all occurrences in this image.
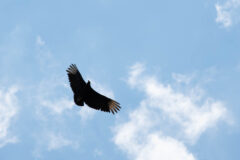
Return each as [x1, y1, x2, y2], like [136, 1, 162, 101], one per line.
[66, 64, 121, 114]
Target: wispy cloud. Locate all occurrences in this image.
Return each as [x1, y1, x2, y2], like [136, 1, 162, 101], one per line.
[172, 73, 195, 84]
[113, 63, 229, 160]
[0, 86, 19, 148]
[35, 35, 59, 72]
[47, 132, 76, 151]
[32, 75, 78, 157]
[35, 76, 74, 116]
[36, 36, 45, 47]
[32, 75, 117, 158]
[41, 98, 74, 115]
[94, 148, 103, 157]
[215, 0, 240, 28]
[33, 131, 78, 158]
[77, 106, 96, 122]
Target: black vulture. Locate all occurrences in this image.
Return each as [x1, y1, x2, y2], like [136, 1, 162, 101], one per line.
[66, 64, 121, 114]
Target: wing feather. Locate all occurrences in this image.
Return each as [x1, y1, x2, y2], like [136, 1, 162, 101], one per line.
[84, 84, 121, 114]
[66, 64, 86, 95]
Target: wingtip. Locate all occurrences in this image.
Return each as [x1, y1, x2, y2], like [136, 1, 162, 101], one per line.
[109, 100, 121, 115]
[67, 64, 79, 74]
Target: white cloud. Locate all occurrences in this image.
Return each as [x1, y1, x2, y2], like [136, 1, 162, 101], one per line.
[215, 0, 240, 27]
[36, 76, 74, 116]
[94, 148, 103, 157]
[32, 77, 78, 157]
[113, 63, 228, 160]
[137, 134, 195, 160]
[37, 76, 115, 116]
[35, 36, 59, 72]
[33, 76, 116, 157]
[78, 106, 96, 122]
[172, 73, 194, 84]
[41, 98, 74, 115]
[33, 131, 78, 158]
[114, 105, 195, 160]
[128, 63, 227, 142]
[36, 36, 45, 46]
[47, 132, 75, 151]
[0, 86, 19, 148]
[127, 63, 146, 88]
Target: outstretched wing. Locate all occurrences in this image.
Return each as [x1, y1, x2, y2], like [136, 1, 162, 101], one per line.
[84, 84, 121, 114]
[66, 64, 86, 95]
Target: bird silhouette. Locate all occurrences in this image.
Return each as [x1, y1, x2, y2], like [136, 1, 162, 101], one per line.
[66, 64, 121, 114]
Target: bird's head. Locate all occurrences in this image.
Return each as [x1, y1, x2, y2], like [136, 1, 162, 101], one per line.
[87, 80, 91, 86]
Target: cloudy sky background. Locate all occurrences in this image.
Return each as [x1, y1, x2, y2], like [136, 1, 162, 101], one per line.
[0, 0, 240, 160]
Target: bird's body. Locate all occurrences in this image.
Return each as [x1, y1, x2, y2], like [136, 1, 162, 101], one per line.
[66, 64, 121, 114]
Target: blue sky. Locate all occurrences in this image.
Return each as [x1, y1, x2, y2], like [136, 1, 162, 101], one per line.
[0, 0, 240, 160]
